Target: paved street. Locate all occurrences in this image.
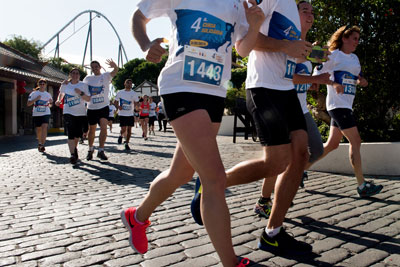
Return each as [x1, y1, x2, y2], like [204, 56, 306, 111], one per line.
[0, 125, 399, 267]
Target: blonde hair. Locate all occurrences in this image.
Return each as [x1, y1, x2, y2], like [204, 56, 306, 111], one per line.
[328, 25, 360, 51]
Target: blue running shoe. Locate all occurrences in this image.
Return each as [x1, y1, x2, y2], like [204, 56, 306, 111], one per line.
[357, 181, 383, 198]
[190, 177, 203, 225]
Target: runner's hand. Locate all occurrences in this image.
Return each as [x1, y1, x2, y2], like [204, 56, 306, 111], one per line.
[357, 75, 368, 87]
[314, 73, 332, 85]
[105, 59, 117, 69]
[145, 38, 167, 63]
[283, 40, 312, 59]
[244, 0, 265, 30]
[333, 83, 344, 94]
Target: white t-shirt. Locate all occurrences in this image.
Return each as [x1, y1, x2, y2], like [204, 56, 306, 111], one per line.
[28, 91, 52, 116]
[83, 72, 112, 110]
[137, 0, 249, 98]
[246, 0, 301, 90]
[60, 82, 89, 116]
[149, 102, 157, 117]
[109, 105, 116, 118]
[114, 90, 139, 117]
[295, 61, 312, 114]
[313, 49, 361, 111]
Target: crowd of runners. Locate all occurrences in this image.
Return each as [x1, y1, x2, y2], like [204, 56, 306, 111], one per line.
[27, 0, 384, 266]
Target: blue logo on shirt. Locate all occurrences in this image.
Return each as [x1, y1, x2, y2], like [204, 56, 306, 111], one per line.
[268, 12, 300, 41]
[175, 9, 235, 56]
[334, 71, 357, 95]
[88, 86, 104, 96]
[120, 99, 132, 110]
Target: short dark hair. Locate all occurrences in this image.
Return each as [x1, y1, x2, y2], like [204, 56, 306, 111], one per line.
[90, 60, 100, 67]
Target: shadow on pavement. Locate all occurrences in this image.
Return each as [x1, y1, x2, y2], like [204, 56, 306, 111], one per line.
[0, 135, 66, 155]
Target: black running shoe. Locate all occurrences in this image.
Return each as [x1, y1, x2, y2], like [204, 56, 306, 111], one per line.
[74, 148, 78, 159]
[118, 136, 123, 144]
[300, 171, 308, 188]
[70, 155, 78, 164]
[258, 228, 312, 255]
[125, 143, 131, 151]
[86, 150, 93, 160]
[97, 151, 108, 160]
[357, 181, 383, 198]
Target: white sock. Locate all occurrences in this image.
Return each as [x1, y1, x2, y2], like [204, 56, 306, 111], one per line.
[265, 226, 282, 238]
[89, 146, 95, 152]
[134, 211, 145, 225]
[98, 148, 104, 152]
[358, 182, 366, 190]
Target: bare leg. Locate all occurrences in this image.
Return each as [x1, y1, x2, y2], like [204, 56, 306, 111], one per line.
[261, 176, 277, 198]
[267, 130, 309, 229]
[141, 118, 149, 138]
[88, 124, 97, 148]
[171, 110, 237, 267]
[341, 126, 364, 185]
[36, 127, 42, 144]
[98, 118, 108, 148]
[120, 126, 127, 138]
[226, 144, 291, 188]
[126, 126, 132, 143]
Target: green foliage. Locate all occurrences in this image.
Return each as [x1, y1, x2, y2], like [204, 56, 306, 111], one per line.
[113, 56, 167, 90]
[4, 35, 43, 60]
[309, 0, 400, 141]
[48, 57, 87, 79]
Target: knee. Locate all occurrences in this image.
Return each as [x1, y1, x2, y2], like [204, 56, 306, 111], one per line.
[201, 172, 227, 194]
[264, 156, 290, 176]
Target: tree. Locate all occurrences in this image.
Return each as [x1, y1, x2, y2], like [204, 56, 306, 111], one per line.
[307, 0, 400, 141]
[112, 56, 167, 90]
[47, 57, 87, 80]
[4, 35, 43, 60]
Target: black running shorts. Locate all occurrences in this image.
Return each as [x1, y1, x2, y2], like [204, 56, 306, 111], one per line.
[328, 108, 357, 130]
[161, 92, 225, 123]
[87, 106, 109, 126]
[119, 116, 135, 127]
[246, 87, 307, 146]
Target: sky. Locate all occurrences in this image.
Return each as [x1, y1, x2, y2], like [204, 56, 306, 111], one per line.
[0, 0, 171, 69]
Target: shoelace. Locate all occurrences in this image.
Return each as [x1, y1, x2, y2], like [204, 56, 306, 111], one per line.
[236, 258, 250, 267]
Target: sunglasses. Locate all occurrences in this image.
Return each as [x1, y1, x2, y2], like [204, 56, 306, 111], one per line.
[39, 82, 46, 85]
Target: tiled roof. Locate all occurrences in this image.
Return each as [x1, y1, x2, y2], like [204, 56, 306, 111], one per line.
[0, 42, 68, 84]
[0, 66, 65, 84]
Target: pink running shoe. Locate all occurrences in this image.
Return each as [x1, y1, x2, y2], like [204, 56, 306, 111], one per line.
[120, 207, 151, 254]
[236, 258, 250, 267]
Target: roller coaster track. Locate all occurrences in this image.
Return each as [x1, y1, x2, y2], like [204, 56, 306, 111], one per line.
[41, 10, 129, 67]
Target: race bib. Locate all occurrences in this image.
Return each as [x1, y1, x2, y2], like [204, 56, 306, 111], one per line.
[284, 56, 297, 80]
[182, 45, 225, 87]
[334, 71, 357, 95]
[295, 83, 311, 93]
[120, 99, 132, 110]
[36, 107, 46, 112]
[65, 94, 81, 107]
[93, 97, 104, 104]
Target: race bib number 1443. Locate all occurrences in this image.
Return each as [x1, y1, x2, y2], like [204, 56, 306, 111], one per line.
[182, 45, 225, 87]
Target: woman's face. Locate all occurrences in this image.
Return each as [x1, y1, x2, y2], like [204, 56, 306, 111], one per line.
[298, 2, 314, 34]
[342, 31, 360, 53]
[38, 81, 47, 90]
[70, 70, 80, 80]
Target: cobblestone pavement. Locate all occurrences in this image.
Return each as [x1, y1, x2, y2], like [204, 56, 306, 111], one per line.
[0, 125, 399, 267]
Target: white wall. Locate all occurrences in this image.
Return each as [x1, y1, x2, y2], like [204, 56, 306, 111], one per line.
[310, 142, 400, 176]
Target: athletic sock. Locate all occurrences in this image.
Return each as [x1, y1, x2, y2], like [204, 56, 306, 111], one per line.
[134, 210, 145, 225]
[265, 226, 282, 238]
[89, 146, 95, 152]
[98, 148, 104, 152]
[358, 182, 366, 190]
[258, 197, 271, 205]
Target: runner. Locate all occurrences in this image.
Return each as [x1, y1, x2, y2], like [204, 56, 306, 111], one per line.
[55, 68, 91, 164]
[27, 79, 53, 153]
[156, 100, 167, 132]
[139, 95, 150, 140]
[120, 0, 265, 266]
[191, 0, 316, 256]
[115, 79, 139, 150]
[254, 0, 332, 219]
[83, 59, 119, 161]
[148, 96, 157, 135]
[108, 102, 117, 133]
[310, 25, 383, 198]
